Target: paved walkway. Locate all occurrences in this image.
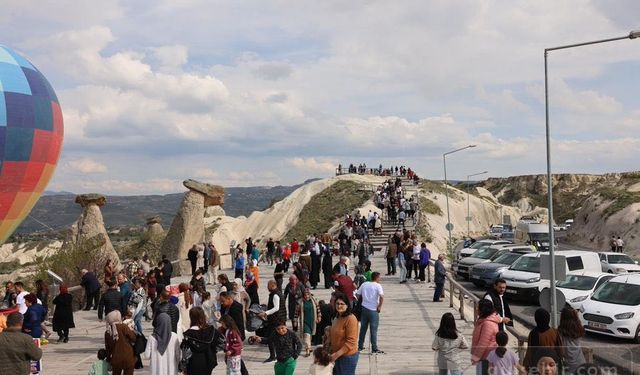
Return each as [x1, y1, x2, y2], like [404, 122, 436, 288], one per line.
[42, 250, 477, 374]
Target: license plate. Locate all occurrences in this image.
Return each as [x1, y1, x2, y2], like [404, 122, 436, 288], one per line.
[588, 321, 607, 330]
[505, 289, 517, 294]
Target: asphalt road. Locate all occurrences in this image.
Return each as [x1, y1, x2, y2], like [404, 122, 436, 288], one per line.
[456, 231, 640, 373]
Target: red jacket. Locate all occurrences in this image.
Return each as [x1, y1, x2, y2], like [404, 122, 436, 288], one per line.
[291, 241, 299, 254]
[225, 329, 242, 357]
[471, 313, 501, 363]
[334, 275, 356, 301]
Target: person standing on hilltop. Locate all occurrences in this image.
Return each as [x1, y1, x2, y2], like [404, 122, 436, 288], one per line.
[310, 241, 322, 290]
[206, 243, 220, 285]
[267, 238, 276, 266]
[162, 255, 173, 286]
[322, 247, 334, 289]
[98, 279, 123, 322]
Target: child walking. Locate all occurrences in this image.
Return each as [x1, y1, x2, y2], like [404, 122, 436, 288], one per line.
[88, 349, 111, 375]
[249, 319, 303, 375]
[487, 332, 525, 375]
[220, 315, 243, 375]
[432, 312, 469, 375]
[308, 346, 334, 375]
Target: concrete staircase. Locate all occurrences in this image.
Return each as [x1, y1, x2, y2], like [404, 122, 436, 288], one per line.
[369, 176, 420, 252]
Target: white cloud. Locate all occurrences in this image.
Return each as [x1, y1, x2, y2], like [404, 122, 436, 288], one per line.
[527, 80, 622, 115]
[287, 157, 337, 172]
[193, 168, 219, 179]
[67, 158, 108, 174]
[150, 45, 188, 68]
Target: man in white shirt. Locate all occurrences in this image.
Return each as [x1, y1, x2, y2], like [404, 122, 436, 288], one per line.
[14, 282, 28, 314]
[356, 272, 384, 354]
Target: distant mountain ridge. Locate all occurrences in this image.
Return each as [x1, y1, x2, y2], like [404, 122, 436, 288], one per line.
[16, 179, 319, 234]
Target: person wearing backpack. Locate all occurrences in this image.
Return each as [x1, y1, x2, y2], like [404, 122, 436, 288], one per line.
[180, 307, 219, 375]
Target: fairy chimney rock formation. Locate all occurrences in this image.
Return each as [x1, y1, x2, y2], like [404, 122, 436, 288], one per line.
[161, 180, 225, 275]
[205, 206, 226, 218]
[73, 193, 120, 267]
[146, 215, 164, 236]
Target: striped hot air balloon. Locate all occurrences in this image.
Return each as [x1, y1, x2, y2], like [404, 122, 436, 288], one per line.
[0, 45, 63, 244]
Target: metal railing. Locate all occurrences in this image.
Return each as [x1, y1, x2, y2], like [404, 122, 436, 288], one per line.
[432, 259, 594, 364]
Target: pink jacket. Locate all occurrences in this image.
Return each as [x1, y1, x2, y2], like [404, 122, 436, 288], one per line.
[471, 313, 501, 363]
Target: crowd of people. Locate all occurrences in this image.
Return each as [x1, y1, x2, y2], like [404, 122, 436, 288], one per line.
[0, 175, 608, 375]
[336, 163, 420, 182]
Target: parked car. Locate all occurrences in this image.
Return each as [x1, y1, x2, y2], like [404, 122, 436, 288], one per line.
[469, 251, 529, 287]
[455, 239, 512, 263]
[489, 225, 504, 238]
[580, 274, 640, 342]
[552, 272, 615, 309]
[599, 252, 640, 274]
[553, 224, 567, 231]
[501, 250, 602, 302]
[501, 231, 514, 241]
[457, 244, 534, 280]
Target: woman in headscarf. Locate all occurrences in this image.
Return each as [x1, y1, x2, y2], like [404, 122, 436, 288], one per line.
[322, 246, 334, 289]
[284, 275, 306, 330]
[523, 308, 563, 372]
[22, 293, 45, 338]
[232, 278, 251, 314]
[182, 307, 219, 375]
[144, 313, 180, 375]
[104, 310, 137, 375]
[244, 272, 260, 306]
[52, 284, 75, 343]
[295, 288, 322, 357]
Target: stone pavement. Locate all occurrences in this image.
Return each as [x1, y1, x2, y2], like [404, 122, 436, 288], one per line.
[42, 250, 478, 374]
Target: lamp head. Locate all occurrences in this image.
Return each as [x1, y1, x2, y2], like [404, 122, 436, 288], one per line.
[630, 30, 640, 39]
[468, 144, 477, 148]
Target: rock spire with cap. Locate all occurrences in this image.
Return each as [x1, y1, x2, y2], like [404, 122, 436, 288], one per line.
[160, 179, 224, 275]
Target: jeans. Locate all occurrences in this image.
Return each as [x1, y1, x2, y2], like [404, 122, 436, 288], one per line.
[134, 309, 144, 334]
[333, 352, 359, 375]
[358, 308, 379, 351]
[398, 260, 407, 282]
[439, 369, 461, 375]
[386, 257, 396, 274]
[434, 282, 444, 301]
[475, 360, 489, 375]
[274, 357, 296, 375]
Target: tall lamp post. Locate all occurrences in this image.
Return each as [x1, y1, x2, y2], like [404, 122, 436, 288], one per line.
[544, 30, 640, 327]
[467, 171, 488, 237]
[443, 144, 476, 259]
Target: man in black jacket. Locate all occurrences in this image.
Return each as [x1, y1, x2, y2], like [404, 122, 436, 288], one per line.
[153, 290, 179, 333]
[80, 269, 101, 310]
[484, 278, 512, 331]
[97, 279, 122, 321]
[161, 255, 173, 286]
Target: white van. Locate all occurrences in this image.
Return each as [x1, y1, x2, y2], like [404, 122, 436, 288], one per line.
[501, 250, 601, 302]
[514, 222, 552, 251]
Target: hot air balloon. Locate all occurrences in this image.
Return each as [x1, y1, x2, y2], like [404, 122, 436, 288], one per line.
[0, 45, 63, 244]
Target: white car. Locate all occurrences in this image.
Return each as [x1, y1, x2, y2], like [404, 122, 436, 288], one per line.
[554, 272, 615, 309]
[599, 252, 640, 274]
[580, 274, 640, 342]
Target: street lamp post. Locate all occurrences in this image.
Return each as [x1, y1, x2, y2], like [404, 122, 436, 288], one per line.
[443, 144, 476, 260]
[467, 171, 488, 237]
[544, 30, 640, 327]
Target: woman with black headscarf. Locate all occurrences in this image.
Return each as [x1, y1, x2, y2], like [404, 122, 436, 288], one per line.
[144, 313, 181, 375]
[523, 308, 563, 371]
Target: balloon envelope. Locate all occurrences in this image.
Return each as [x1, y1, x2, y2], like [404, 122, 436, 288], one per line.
[0, 45, 64, 243]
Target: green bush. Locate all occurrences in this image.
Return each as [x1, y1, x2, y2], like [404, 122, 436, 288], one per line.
[419, 197, 443, 215]
[283, 180, 370, 243]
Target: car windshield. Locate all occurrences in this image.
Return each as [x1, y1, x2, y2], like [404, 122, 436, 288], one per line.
[530, 233, 549, 242]
[472, 248, 499, 260]
[510, 257, 540, 273]
[491, 227, 503, 233]
[502, 233, 514, 240]
[607, 255, 635, 265]
[492, 253, 521, 265]
[469, 241, 491, 250]
[556, 275, 597, 291]
[591, 282, 640, 306]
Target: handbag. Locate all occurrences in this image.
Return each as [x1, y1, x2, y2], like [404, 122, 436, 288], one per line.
[353, 296, 363, 321]
[178, 339, 193, 373]
[133, 333, 147, 355]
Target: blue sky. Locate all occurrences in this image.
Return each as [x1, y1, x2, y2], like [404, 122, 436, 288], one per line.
[1, 0, 639, 194]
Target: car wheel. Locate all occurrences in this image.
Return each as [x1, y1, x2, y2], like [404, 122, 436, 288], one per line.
[635, 324, 640, 344]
